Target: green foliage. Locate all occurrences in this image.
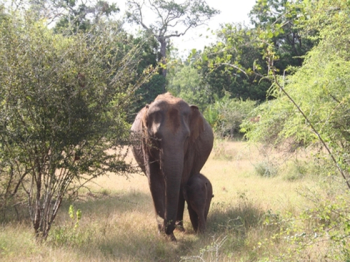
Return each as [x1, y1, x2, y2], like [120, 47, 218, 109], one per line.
[195, 0, 315, 103]
[127, 31, 164, 118]
[197, 24, 271, 102]
[281, 159, 308, 181]
[250, 0, 315, 71]
[244, 0, 350, 154]
[259, 186, 350, 261]
[133, 74, 165, 114]
[50, 205, 84, 246]
[168, 65, 201, 96]
[203, 94, 256, 138]
[254, 161, 278, 177]
[0, 10, 152, 239]
[50, 0, 120, 33]
[241, 0, 350, 259]
[167, 63, 210, 110]
[240, 99, 294, 146]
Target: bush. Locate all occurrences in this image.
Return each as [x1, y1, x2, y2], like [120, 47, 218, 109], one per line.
[261, 184, 350, 261]
[254, 161, 278, 177]
[0, 11, 152, 240]
[204, 94, 257, 138]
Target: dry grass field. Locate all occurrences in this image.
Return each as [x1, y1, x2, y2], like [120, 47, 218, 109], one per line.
[0, 140, 344, 261]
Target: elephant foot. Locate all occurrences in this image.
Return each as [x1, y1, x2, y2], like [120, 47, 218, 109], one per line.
[175, 225, 185, 232]
[166, 233, 177, 242]
[175, 220, 185, 232]
[157, 227, 177, 241]
[157, 223, 164, 234]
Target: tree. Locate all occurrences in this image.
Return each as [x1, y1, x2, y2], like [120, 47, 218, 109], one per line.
[53, 0, 120, 32]
[194, 0, 315, 103]
[126, 0, 219, 84]
[242, 0, 349, 151]
[23, 0, 120, 32]
[203, 94, 256, 138]
[130, 31, 165, 117]
[197, 24, 271, 102]
[0, 11, 153, 240]
[167, 62, 209, 110]
[249, 0, 315, 71]
[240, 1, 350, 258]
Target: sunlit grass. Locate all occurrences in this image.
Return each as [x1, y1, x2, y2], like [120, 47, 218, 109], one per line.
[0, 140, 337, 261]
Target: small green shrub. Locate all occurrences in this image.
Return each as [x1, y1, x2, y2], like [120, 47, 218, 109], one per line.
[254, 161, 278, 177]
[100, 189, 111, 196]
[282, 160, 308, 181]
[49, 205, 87, 247]
[255, 183, 350, 261]
[204, 94, 257, 138]
[281, 156, 333, 181]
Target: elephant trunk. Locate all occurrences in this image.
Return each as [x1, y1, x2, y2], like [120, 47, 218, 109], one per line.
[161, 149, 184, 237]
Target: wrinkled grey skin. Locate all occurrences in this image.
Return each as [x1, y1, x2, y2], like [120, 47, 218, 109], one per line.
[183, 173, 213, 233]
[131, 93, 213, 241]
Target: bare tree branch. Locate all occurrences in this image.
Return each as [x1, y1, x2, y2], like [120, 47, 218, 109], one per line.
[126, 0, 219, 84]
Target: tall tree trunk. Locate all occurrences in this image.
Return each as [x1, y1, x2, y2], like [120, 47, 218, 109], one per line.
[158, 36, 167, 92]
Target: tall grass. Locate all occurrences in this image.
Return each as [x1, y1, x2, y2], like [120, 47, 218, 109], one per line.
[0, 141, 347, 261]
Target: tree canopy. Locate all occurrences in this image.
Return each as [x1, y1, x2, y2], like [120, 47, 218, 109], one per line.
[126, 0, 219, 81]
[0, 7, 154, 239]
[242, 0, 350, 153]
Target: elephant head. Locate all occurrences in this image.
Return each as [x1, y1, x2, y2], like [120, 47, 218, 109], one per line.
[131, 93, 213, 241]
[142, 94, 204, 167]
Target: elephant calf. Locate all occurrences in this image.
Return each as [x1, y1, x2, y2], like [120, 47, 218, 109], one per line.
[183, 173, 213, 233]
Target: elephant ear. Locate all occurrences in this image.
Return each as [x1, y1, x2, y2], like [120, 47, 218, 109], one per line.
[141, 105, 152, 148]
[190, 105, 204, 142]
[140, 105, 149, 130]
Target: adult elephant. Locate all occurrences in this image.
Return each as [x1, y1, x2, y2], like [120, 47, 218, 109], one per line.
[131, 93, 213, 241]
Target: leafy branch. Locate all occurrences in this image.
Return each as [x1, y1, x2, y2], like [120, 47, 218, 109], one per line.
[264, 44, 350, 190]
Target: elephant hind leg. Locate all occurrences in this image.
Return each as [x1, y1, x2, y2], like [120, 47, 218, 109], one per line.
[188, 205, 199, 232]
[197, 212, 206, 233]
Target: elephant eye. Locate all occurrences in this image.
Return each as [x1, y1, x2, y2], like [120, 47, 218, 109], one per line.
[147, 110, 163, 135]
[150, 111, 162, 124]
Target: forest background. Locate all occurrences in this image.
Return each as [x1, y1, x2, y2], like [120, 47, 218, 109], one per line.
[1, 0, 350, 261]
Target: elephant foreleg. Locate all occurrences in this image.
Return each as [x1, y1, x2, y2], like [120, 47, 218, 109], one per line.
[175, 192, 185, 232]
[148, 163, 165, 232]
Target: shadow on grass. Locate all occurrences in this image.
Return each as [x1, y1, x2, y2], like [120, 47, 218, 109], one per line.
[0, 189, 153, 224]
[62, 189, 153, 217]
[51, 191, 199, 262]
[76, 230, 195, 262]
[203, 200, 269, 257]
[61, 193, 273, 261]
[1, 190, 274, 262]
[208, 201, 265, 233]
